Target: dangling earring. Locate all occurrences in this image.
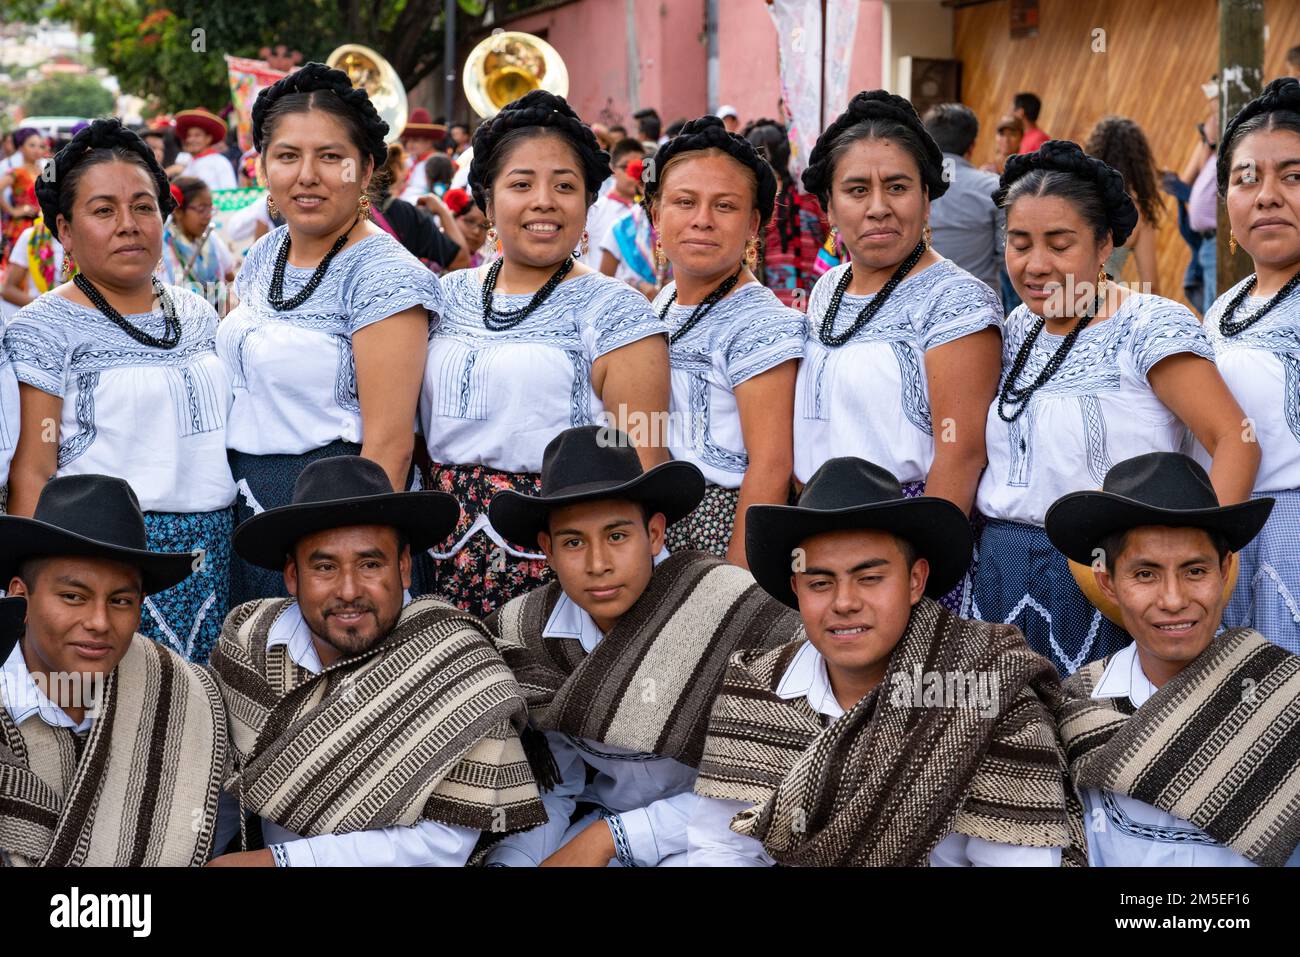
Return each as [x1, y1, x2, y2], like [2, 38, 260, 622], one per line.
[1097, 266, 1108, 297]
[486, 221, 498, 250]
[358, 193, 371, 215]
[1229, 231, 1238, 254]
[266, 195, 278, 218]
[580, 229, 590, 257]
[654, 237, 666, 275]
[922, 223, 932, 250]
[744, 237, 759, 271]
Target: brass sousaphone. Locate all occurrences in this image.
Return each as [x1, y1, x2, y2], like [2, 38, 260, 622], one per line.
[462, 31, 569, 119]
[326, 43, 408, 143]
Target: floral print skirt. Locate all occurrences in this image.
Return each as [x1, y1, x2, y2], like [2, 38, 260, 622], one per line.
[664, 483, 740, 558]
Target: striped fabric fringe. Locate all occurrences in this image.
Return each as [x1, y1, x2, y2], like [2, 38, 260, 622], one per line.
[209, 596, 547, 837]
[487, 550, 804, 768]
[0, 635, 226, 866]
[1060, 628, 1300, 867]
[695, 598, 1086, 866]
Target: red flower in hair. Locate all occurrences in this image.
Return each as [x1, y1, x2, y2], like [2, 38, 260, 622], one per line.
[169, 183, 184, 209]
[443, 188, 473, 215]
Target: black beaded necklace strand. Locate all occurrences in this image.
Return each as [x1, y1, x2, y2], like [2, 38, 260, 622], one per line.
[659, 265, 743, 343]
[481, 254, 575, 331]
[74, 274, 181, 349]
[818, 239, 926, 348]
[1218, 268, 1300, 337]
[267, 213, 362, 312]
[996, 296, 1103, 423]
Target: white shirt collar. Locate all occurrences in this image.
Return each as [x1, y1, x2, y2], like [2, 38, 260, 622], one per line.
[267, 591, 413, 676]
[775, 640, 844, 719]
[1090, 642, 1157, 707]
[542, 547, 670, 653]
[0, 640, 94, 733]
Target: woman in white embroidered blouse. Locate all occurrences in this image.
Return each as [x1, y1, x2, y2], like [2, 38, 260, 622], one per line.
[642, 115, 803, 567]
[418, 91, 670, 616]
[971, 140, 1258, 676]
[218, 64, 440, 605]
[3, 119, 235, 663]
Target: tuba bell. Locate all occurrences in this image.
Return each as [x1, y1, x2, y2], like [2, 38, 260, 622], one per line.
[326, 43, 408, 144]
[462, 31, 569, 119]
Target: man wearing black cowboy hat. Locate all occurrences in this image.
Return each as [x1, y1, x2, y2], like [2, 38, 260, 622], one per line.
[689, 457, 1083, 866]
[1048, 451, 1300, 867]
[0, 474, 227, 867]
[206, 455, 547, 867]
[482, 426, 803, 867]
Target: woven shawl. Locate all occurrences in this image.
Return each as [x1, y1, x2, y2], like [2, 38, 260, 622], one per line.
[488, 550, 804, 767]
[210, 596, 546, 836]
[0, 635, 226, 867]
[1059, 628, 1300, 867]
[694, 598, 1086, 866]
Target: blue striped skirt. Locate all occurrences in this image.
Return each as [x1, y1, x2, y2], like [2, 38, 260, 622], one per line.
[1222, 487, 1300, 654]
[968, 518, 1129, 677]
[140, 506, 234, 664]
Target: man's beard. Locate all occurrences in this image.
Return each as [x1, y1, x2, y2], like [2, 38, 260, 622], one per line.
[310, 600, 402, 658]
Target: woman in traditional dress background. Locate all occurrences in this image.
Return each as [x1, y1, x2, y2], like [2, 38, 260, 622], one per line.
[0, 129, 45, 259]
[156, 176, 237, 313]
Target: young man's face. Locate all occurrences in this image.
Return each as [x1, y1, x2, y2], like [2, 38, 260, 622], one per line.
[539, 499, 665, 634]
[9, 556, 144, 682]
[792, 529, 927, 679]
[286, 524, 410, 660]
[1095, 525, 1229, 681]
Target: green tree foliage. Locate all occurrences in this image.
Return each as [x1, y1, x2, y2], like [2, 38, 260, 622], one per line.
[22, 72, 116, 116]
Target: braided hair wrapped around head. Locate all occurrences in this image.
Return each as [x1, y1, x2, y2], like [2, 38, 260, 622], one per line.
[1218, 77, 1300, 196]
[34, 117, 175, 239]
[994, 139, 1139, 247]
[251, 62, 390, 172]
[467, 90, 610, 212]
[801, 90, 949, 205]
[639, 114, 778, 227]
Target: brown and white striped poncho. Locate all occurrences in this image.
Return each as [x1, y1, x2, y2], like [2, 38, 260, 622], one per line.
[1060, 628, 1300, 868]
[487, 550, 804, 767]
[0, 635, 227, 867]
[210, 596, 547, 838]
[694, 598, 1087, 867]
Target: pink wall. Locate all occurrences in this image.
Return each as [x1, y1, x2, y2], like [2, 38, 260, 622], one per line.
[503, 0, 884, 131]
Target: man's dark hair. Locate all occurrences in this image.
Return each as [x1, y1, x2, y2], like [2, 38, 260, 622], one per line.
[1096, 527, 1232, 574]
[1013, 92, 1042, 122]
[633, 108, 662, 142]
[923, 103, 980, 156]
[16, 557, 51, 590]
[608, 124, 628, 138]
[665, 118, 687, 139]
[610, 137, 645, 166]
[451, 122, 470, 136]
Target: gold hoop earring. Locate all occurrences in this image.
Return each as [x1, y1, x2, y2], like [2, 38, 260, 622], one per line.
[358, 193, 371, 215]
[745, 237, 759, 271]
[922, 223, 932, 250]
[580, 229, 590, 257]
[266, 195, 278, 218]
[1229, 231, 1238, 254]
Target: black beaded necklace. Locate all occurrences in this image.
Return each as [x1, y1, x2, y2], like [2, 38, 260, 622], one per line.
[74, 274, 180, 349]
[659, 266, 743, 344]
[1218, 269, 1300, 337]
[481, 254, 575, 331]
[267, 213, 362, 312]
[996, 297, 1103, 423]
[817, 240, 926, 348]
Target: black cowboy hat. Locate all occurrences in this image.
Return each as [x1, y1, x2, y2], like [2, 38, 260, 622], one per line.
[233, 456, 461, 570]
[746, 457, 972, 609]
[1045, 452, 1274, 566]
[488, 426, 705, 548]
[0, 596, 26, 663]
[0, 475, 195, 595]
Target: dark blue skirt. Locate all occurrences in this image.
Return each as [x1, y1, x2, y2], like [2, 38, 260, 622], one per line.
[140, 506, 235, 664]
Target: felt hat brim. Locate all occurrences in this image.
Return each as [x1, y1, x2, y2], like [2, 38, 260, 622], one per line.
[0, 517, 195, 595]
[488, 460, 705, 551]
[233, 491, 462, 570]
[745, 497, 972, 609]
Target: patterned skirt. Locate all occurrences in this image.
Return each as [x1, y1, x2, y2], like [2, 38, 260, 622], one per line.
[969, 518, 1129, 677]
[139, 506, 234, 664]
[900, 480, 979, 615]
[227, 440, 363, 606]
[1222, 487, 1300, 654]
[414, 461, 553, 618]
[665, 483, 740, 557]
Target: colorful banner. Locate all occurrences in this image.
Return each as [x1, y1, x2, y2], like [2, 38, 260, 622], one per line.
[225, 55, 290, 153]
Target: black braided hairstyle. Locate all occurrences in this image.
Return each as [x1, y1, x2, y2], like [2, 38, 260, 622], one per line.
[745, 117, 800, 251]
[34, 117, 175, 242]
[801, 90, 949, 206]
[1218, 77, 1300, 197]
[994, 140, 1139, 247]
[467, 90, 610, 212]
[640, 115, 778, 227]
[251, 62, 390, 174]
